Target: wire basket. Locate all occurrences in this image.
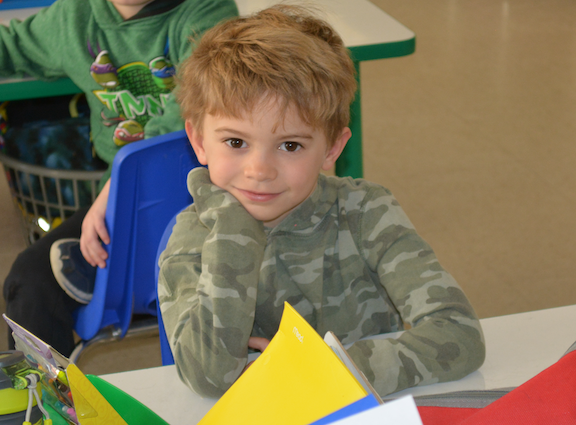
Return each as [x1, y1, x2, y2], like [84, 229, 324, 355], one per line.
[0, 151, 105, 245]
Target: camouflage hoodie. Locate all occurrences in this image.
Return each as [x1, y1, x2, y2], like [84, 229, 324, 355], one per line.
[158, 167, 485, 398]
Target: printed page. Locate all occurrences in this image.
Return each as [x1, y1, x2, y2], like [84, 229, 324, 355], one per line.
[324, 331, 383, 404]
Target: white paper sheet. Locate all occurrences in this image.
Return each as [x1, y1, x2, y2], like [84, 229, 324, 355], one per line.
[326, 396, 423, 425]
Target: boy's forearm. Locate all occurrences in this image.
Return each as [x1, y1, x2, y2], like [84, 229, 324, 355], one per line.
[159, 168, 266, 397]
[160, 248, 260, 397]
[348, 308, 485, 397]
[354, 190, 485, 396]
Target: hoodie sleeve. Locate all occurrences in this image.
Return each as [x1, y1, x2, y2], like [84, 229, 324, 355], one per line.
[346, 185, 485, 397]
[158, 167, 266, 398]
[0, 0, 71, 79]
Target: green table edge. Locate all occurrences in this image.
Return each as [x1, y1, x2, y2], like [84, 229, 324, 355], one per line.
[337, 37, 416, 179]
[0, 78, 81, 101]
[348, 37, 416, 63]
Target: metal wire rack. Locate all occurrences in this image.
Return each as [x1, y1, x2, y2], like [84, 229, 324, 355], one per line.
[0, 151, 105, 245]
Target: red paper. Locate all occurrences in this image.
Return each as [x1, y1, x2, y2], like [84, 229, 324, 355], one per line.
[419, 350, 576, 424]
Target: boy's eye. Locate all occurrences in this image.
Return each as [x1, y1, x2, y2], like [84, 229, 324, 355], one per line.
[225, 138, 246, 148]
[280, 142, 301, 152]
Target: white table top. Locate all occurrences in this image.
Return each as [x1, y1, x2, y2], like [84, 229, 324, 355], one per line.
[101, 304, 576, 424]
[394, 304, 576, 398]
[235, 0, 414, 50]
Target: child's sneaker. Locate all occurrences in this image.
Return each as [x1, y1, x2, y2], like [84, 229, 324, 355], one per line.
[50, 238, 97, 304]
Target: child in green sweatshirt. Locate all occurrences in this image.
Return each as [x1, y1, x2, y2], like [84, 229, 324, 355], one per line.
[2, 0, 238, 356]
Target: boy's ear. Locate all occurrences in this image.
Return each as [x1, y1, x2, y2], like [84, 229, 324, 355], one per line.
[185, 120, 208, 165]
[321, 127, 351, 171]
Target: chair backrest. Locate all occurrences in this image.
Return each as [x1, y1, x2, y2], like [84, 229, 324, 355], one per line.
[155, 212, 179, 365]
[73, 130, 200, 341]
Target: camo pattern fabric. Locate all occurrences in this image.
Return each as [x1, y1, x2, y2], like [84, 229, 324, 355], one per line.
[158, 167, 485, 398]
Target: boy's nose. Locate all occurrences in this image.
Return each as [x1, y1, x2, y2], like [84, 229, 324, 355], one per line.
[244, 154, 277, 181]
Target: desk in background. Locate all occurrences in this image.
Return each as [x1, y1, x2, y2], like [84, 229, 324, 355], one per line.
[102, 304, 576, 424]
[0, 0, 415, 178]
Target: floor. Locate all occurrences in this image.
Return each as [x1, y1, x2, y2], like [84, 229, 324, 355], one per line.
[1, 0, 575, 375]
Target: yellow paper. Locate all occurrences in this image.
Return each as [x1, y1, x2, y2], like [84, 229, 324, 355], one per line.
[67, 364, 128, 425]
[199, 302, 368, 425]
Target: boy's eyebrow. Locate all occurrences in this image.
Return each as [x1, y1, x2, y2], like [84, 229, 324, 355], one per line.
[214, 127, 314, 140]
[280, 133, 314, 140]
[214, 127, 250, 138]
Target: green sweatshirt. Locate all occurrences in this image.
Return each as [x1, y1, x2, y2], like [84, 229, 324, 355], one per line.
[0, 0, 238, 180]
[159, 168, 486, 398]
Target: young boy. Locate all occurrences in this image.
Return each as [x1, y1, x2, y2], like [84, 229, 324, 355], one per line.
[1, 0, 238, 356]
[158, 4, 486, 398]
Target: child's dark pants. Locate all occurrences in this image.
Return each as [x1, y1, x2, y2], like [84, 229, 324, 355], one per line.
[3, 207, 88, 356]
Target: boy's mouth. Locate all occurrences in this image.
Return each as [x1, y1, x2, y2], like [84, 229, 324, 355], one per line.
[237, 188, 281, 202]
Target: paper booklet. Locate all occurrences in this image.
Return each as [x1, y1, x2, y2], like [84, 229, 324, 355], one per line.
[198, 302, 384, 425]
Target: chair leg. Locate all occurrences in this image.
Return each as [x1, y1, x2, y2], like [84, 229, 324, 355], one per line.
[70, 317, 159, 364]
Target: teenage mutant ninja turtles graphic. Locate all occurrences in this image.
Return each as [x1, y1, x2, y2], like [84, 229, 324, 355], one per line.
[90, 50, 119, 89]
[149, 56, 176, 90]
[89, 40, 176, 146]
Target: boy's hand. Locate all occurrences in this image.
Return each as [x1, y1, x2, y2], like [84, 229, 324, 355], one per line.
[248, 337, 270, 352]
[188, 168, 266, 242]
[243, 337, 271, 373]
[187, 168, 243, 220]
[80, 179, 111, 268]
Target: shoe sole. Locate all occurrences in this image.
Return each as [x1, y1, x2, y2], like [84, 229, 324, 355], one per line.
[50, 239, 93, 305]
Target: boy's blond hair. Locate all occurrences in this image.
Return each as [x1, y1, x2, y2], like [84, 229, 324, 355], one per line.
[176, 4, 356, 145]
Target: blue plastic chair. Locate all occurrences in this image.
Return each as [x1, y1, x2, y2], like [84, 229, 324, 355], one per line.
[70, 130, 200, 361]
[155, 213, 180, 365]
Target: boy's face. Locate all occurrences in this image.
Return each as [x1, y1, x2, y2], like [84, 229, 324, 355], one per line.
[186, 99, 350, 228]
